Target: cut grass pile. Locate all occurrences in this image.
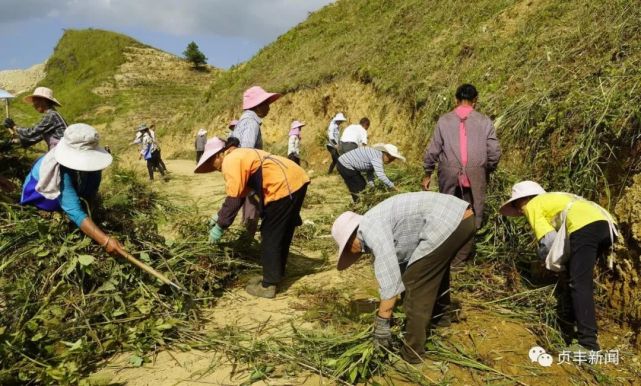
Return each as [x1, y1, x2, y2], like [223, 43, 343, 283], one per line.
[0, 167, 249, 384]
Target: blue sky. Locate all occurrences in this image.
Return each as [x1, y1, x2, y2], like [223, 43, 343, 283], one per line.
[0, 0, 334, 70]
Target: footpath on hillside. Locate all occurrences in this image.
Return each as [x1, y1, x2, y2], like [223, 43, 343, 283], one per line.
[93, 159, 641, 386]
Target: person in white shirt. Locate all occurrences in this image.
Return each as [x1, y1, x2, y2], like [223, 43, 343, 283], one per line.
[326, 112, 346, 173]
[339, 117, 369, 154]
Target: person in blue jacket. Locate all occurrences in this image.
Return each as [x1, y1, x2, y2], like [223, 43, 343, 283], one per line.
[21, 123, 124, 255]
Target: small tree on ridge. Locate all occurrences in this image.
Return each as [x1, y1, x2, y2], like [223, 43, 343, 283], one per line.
[183, 41, 207, 68]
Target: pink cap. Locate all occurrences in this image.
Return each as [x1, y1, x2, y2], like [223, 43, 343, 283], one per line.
[228, 119, 239, 129]
[290, 120, 305, 130]
[331, 211, 363, 270]
[194, 137, 226, 174]
[242, 86, 281, 110]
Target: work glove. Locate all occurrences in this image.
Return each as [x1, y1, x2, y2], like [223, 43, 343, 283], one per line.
[208, 213, 219, 228]
[3, 117, 15, 129]
[373, 315, 392, 349]
[209, 224, 225, 244]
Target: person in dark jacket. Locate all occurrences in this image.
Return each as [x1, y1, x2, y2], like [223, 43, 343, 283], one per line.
[422, 84, 501, 264]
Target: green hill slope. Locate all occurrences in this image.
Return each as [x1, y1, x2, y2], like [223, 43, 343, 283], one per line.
[192, 0, 640, 167]
[9, 28, 219, 151]
[186, 0, 641, 343]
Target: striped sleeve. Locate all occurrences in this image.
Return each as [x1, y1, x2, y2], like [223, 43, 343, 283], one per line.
[340, 148, 393, 188]
[233, 119, 260, 148]
[371, 154, 394, 188]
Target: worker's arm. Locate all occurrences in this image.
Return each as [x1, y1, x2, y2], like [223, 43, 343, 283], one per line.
[79, 217, 125, 256]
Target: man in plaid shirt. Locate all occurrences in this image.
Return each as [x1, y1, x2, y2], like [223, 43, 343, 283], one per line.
[4, 87, 67, 150]
[332, 192, 475, 363]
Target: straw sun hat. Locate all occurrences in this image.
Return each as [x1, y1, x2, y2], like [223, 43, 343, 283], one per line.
[54, 123, 112, 172]
[24, 87, 61, 106]
[372, 143, 406, 161]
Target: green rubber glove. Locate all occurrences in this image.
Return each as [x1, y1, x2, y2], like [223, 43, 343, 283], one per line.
[209, 224, 224, 244]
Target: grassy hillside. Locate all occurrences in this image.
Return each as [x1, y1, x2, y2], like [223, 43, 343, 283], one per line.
[10, 29, 143, 125]
[183, 0, 641, 343]
[190, 0, 640, 175]
[9, 29, 220, 152]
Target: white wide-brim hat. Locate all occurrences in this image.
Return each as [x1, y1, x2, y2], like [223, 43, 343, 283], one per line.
[54, 123, 112, 172]
[499, 181, 546, 216]
[194, 137, 226, 173]
[333, 112, 347, 122]
[24, 86, 61, 107]
[372, 143, 406, 162]
[332, 211, 364, 271]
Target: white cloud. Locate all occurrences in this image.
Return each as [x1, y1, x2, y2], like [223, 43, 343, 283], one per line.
[0, 0, 334, 41]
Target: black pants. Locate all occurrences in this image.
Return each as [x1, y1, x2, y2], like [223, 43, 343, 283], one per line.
[146, 150, 165, 180]
[260, 184, 308, 286]
[400, 215, 476, 362]
[157, 149, 167, 172]
[326, 144, 340, 173]
[196, 150, 204, 163]
[337, 162, 366, 202]
[556, 220, 612, 350]
[288, 153, 301, 165]
[339, 141, 358, 155]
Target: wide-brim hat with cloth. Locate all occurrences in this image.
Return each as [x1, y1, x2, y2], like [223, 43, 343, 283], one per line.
[372, 143, 406, 162]
[194, 137, 226, 174]
[332, 211, 364, 271]
[36, 123, 112, 199]
[289, 120, 305, 137]
[24, 87, 61, 107]
[136, 123, 149, 132]
[197, 128, 207, 136]
[55, 123, 113, 171]
[499, 181, 546, 216]
[228, 119, 239, 129]
[333, 112, 347, 122]
[242, 86, 281, 110]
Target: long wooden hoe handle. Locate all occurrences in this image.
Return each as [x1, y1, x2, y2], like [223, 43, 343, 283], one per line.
[118, 249, 182, 290]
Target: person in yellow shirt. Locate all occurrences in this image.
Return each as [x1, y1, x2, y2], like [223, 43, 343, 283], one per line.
[500, 181, 617, 351]
[195, 137, 310, 298]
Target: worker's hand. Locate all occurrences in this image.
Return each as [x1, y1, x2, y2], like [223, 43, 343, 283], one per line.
[421, 175, 431, 191]
[373, 315, 392, 349]
[208, 213, 219, 228]
[104, 236, 125, 256]
[209, 224, 225, 244]
[3, 117, 15, 129]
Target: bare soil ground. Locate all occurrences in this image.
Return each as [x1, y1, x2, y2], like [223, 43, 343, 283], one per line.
[93, 159, 641, 385]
